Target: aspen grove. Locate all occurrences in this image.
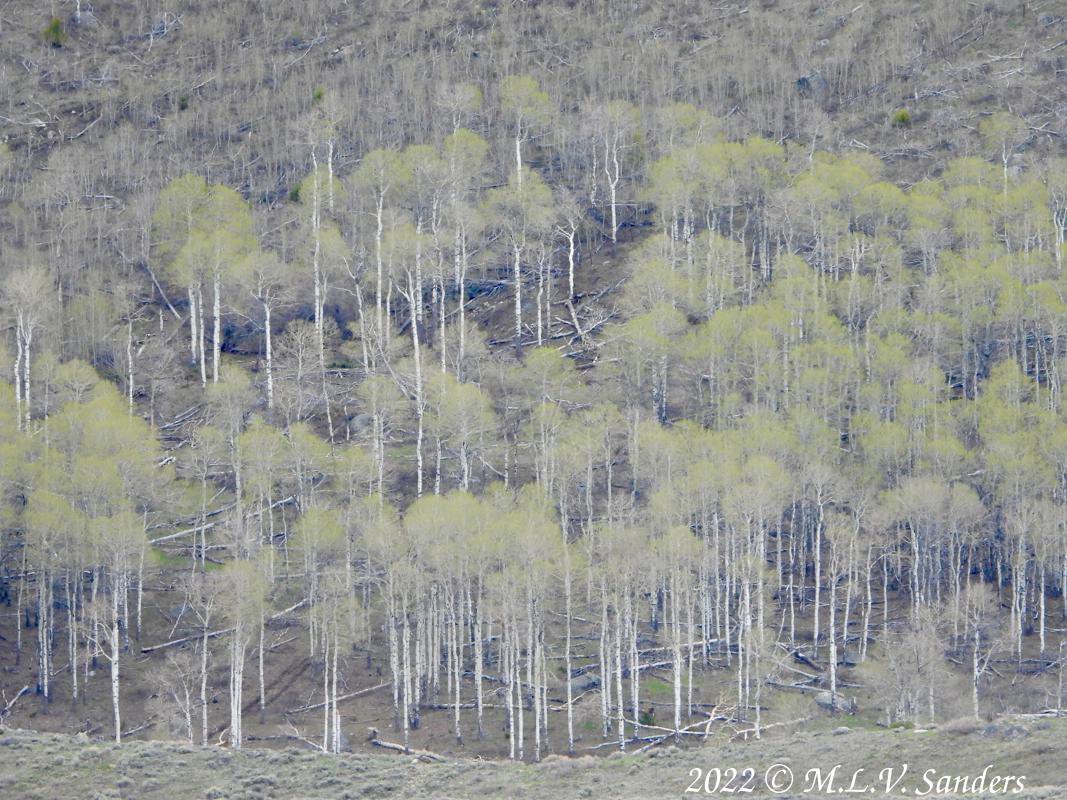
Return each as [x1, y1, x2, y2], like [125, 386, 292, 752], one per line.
[1, 0, 1066, 762]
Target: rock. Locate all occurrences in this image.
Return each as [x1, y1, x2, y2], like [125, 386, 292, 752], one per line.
[814, 691, 856, 715]
[1000, 724, 1029, 740]
[348, 413, 374, 432]
[796, 73, 829, 101]
[832, 726, 851, 736]
[568, 674, 600, 694]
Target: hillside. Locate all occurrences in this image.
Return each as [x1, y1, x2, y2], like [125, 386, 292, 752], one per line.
[3, 718, 1067, 799]
[2, 0, 1067, 794]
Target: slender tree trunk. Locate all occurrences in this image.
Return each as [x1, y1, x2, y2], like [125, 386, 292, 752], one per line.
[671, 576, 682, 739]
[408, 273, 425, 496]
[564, 563, 574, 753]
[111, 579, 122, 743]
[972, 623, 981, 720]
[813, 501, 824, 653]
[212, 270, 221, 384]
[263, 301, 274, 408]
[513, 243, 523, 352]
[197, 285, 207, 386]
[126, 315, 135, 414]
[829, 572, 838, 701]
[13, 319, 23, 431]
[258, 614, 266, 720]
[23, 326, 32, 429]
[230, 621, 246, 749]
[474, 578, 484, 739]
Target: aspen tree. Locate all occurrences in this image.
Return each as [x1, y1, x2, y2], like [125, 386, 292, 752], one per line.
[97, 511, 145, 743]
[958, 584, 1000, 720]
[425, 372, 497, 493]
[656, 526, 700, 738]
[978, 112, 1028, 194]
[3, 265, 52, 430]
[499, 75, 553, 186]
[442, 129, 489, 376]
[484, 169, 555, 351]
[240, 251, 292, 410]
[350, 149, 412, 350]
[152, 175, 211, 382]
[221, 558, 266, 749]
[23, 488, 82, 703]
[591, 100, 641, 243]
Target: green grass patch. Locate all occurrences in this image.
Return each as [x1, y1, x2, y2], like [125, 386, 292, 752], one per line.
[641, 677, 673, 700]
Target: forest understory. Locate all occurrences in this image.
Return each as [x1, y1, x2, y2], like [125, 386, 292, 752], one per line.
[1, 0, 1067, 787]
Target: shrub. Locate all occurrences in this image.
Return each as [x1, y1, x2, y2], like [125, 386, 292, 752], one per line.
[178, 95, 189, 111]
[891, 108, 912, 128]
[289, 185, 302, 203]
[941, 716, 982, 735]
[43, 18, 67, 48]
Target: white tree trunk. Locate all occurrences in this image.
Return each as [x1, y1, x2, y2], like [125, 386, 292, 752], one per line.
[474, 580, 484, 739]
[127, 316, 135, 414]
[514, 136, 523, 186]
[409, 273, 425, 496]
[188, 286, 198, 364]
[22, 327, 32, 430]
[230, 622, 246, 749]
[13, 318, 23, 431]
[513, 243, 523, 350]
[200, 627, 210, 745]
[212, 270, 221, 384]
[197, 285, 207, 386]
[111, 583, 122, 743]
[263, 301, 274, 409]
[829, 575, 838, 700]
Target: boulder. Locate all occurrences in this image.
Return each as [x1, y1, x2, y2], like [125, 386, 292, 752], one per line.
[814, 691, 856, 715]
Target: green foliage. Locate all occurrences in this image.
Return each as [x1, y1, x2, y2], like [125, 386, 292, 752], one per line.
[500, 74, 553, 128]
[891, 108, 912, 128]
[6, 14, 1067, 749]
[42, 17, 66, 47]
[641, 678, 673, 700]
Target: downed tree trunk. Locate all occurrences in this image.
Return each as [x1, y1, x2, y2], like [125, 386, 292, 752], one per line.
[0, 685, 30, 720]
[286, 681, 389, 714]
[141, 599, 307, 653]
[366, 727, 446, 762]
[731, 716, 812, 741]
[149, 496, 295, 543]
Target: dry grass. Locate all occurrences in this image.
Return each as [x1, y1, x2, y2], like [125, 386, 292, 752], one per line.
[4, 717, 1067, 799]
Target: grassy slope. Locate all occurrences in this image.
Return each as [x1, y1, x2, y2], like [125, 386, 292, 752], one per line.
[2, 718, 1067, 799]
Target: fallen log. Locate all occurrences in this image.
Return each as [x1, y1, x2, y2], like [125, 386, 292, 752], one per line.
[0, 685, 31, 720]
[141, 599, 307, 653]
[286, 681, 389, 714]
[630, 710, 735, 753]
[367, 727, 446, 762]
[149, 496, 296, 544]
[731, 715, 812, 741]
